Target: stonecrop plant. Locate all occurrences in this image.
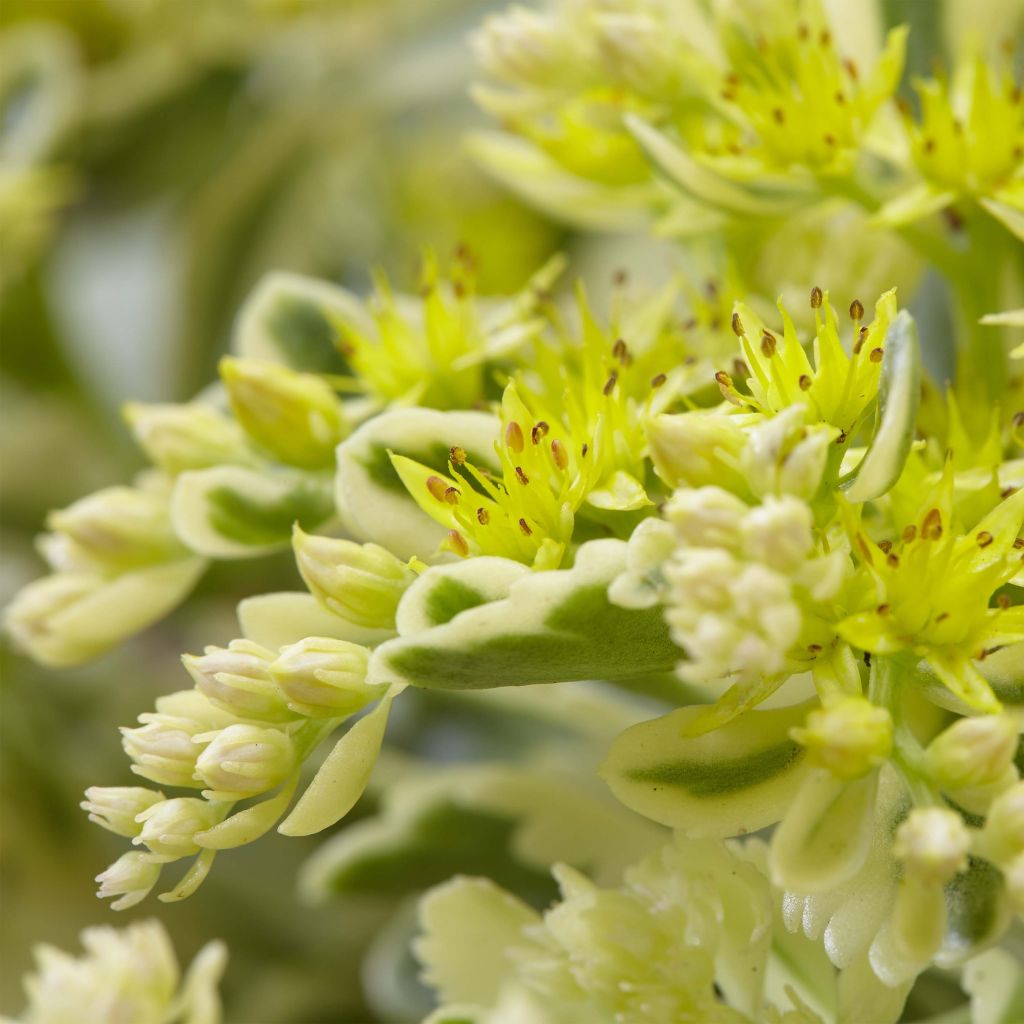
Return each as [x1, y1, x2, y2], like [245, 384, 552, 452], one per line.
[4, 0, 1024, 1022]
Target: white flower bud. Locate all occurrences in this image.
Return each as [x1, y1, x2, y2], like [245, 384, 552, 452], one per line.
[980, 782, 1024, 865]
[293, 527, 415, 629]
[645, 413, 748, 492]
[664, 486, 748, 550]
[46, 486, 181, 569]
[4, 572, 104, 666]
[120, 718, 204, 790]
[894, 807, 972, 885]
[740, 494, 814, 572]
[270, 637, 376, 716]
[607, 517, 677, 609]
[193, 724, 297, 801]
[95, 851, 163, 910]
[791, 698, 893, 780]
[182, 639, 294, 722]
[742, 406, 833, 501]
[471, 8, 567, 87]
[925, 714, 1019, 791]
[133, 797, 226, 861]
[81, 786, 165, 837]
[124, 401, 252, 474]
[220, 356, 346, 469]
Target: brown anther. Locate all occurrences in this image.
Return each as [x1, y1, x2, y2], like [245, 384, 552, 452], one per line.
[935, 611, 950, 622]
[550, 439, 568, 470]
[505, 421, 524, 453]
[843, 57, 859, 80]
[531, 421, 549, 444]
[518, 518, 532, 536]
[772, 107, 785, 124]
[612, 269, 628, 286]
[864, 652, 872, 667]
[731, 311, 745, 336]
[612, 338, 628, 362]
[426, 476, 448, 502]
[853, 325, 869, 354]
[997, 595, 1011, 609]
[810, 286, 823, 309]
[1013, 411, 1024, 428]
[923, 138, 936, 154]
[760, 331, 777, 357]
[857, 535, 873, 561]
[443, 486, 461, 505]
[603, 373, 618, 396]
[447, 530, 469, 557]
[902, 525, 917, 543]
[797, 22, 810, 39]
[449, 445, 467, 465]
[877, 603, 890, 616]
[1004, 487, 1019, 498]
[807, 644, 822, 654]
[921, 508, 943, 540]
[887, 553, 900, 567]
[977, 531, 994, 548]
[869, 347, 884, 363]
[515, 466, 529, 486]
[835, 431, 847, 445]
[819, 28, 831, 46]
[581, 443, 589, 458]
[879, 540, 893, 553]
[452, 280, 466, 299]
[715, 370, 733, 388]
[1014, 537, 1024, 549]
[733, 358, 750, 378]
[798, 374, 813, 391]
[651, 373, 667, 389]
[476, 507, 490, 525]
[823, 133, 836, 147]
[849, 299, 864, 321]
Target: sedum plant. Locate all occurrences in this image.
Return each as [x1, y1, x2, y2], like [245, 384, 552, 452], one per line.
[4, 0, 1024, 1021]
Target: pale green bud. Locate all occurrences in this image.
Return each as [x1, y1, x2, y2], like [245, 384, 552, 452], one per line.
[124, 401, 252, 474]
[133, 797, 226, 861]
[645, 413, 748, 492]
[120, 718, 204, 790]
[663, 486, 748, 550]
[81, 786, 165, 838]
[95, 851, 163, 910]
[46, 486, 181, 569]
[980, 782, 1024, 865]
[742, 406, 833, 501]
[4, 572, 103, 666]
[193, 724, 297, 801]
[894, 807, 971, 885]
[220, 356, 346, 469]
[471, 7, 567, 88]
[791, 698, 893, 780]
[182, 639, 294, 723]
[925, 714, 1019, 790]
[293, 526, 415, 629]
[270, 637, 376, 716]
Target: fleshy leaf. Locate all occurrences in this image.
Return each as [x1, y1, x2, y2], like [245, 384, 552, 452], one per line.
[194, 775, 299, 850]
[845, 310, 921, 502]
[237, 592, 393, 649]
[278, 688, 399, 837]
[963, 948, 1024, 1024]
[600, 701, 813, 836]
[335, 407, 500, 561]
[368, 540, 683, 690]
[171, 465, 335, 558]
[233, 270, 364, 374]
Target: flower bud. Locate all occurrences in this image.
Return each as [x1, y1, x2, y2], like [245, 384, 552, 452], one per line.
[121, 718, 204, 789]
[182, 640, 293, 722]
[471, 8, 566, 87]
[742, 406, 833, 501]
[193, 724, 297, 801]
[791, 698, 893, 780]
[925, 714, 1019, 790]
[894, 807, 971, 885]
[220, 356, 346, 469]
[293, 527, 415, 629]
[645, 413, 748, 492]
[81, 786, 165, 837]
[607, 517, 676, 610]
[95, 851, 163, 910]
[4, 572, 104, 666]
[133, 798, 226, 861]
[980, 782, 1024, 865]
[270, 637, 376, 716]
[740, 495, 814, 572]
[664, 486, 748, 550]
[124, 401, 252, 474]
[46, 486, 181, 569]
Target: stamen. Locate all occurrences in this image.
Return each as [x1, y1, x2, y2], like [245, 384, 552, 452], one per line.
[887, 553, 900, 567]
[531, 421, 549, 444]
[902, 525, 917, 543]
[849, 299, 864, 321]
[518, 518, 532, 536]
[760, 331, 777, 357]
[731, 312, 745, 336]
[997, 595, 1011, 609]
[603, 373, 618, 396]
[505, 422, 524, 453]
[581, 443, 589, 458]
[515, 467, 529, 486]
[810, 286, 823, 309]
[733, 358, 750, 378]
[550, 439, 568, 470]
[476, 507, 490, 525]
[447, 530, 469, 557]
[449, 445, 467, 465]
[877, 604, 890, 615]
[798, 374, 812, 391]
[921, 508, 943, 540]
[443, 486, 461, 505]
[612, 339, 628, 363]
[772, 107, 785, 124]
[869, 347, 883, 363]
[853, 326, 869, 354]
[651, 373, 667, 388]
[976, 531, 994, 548]
[879, 540, 893, 553]
[426, 476, 448, 502]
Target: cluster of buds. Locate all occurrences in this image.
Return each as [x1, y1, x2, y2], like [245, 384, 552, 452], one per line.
[629, 486, 846, 686]
[924, 713, 1020, 813]
[85, 633, 383, 907]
